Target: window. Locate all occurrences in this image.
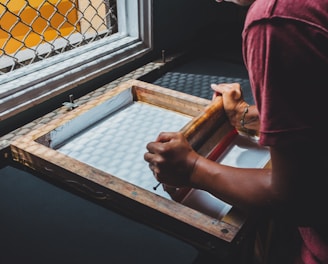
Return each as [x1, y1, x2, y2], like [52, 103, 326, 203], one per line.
[0, 0, 119, 71]
[0, 0, 153, 121]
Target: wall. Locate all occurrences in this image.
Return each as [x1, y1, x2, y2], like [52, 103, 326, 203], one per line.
[152, 0, 244, 55]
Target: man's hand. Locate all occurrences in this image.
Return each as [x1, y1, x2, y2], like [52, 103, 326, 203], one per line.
[211, 83, 248, 128]
[211, 83, 260, 132]
[144, 132, 199, 188]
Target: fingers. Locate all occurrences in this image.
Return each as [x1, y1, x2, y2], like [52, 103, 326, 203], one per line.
[145, 132, 182, 156]
[144, 132, 180, 176]
[212, 90, 220, 100]
[145, 132, 181, 158]
[144, 150, 158, 168]
[211, 83, 243, 100]
[144, 131, 188, 185]
[155, 131, 181, 143]
[148, 161, 159, 175]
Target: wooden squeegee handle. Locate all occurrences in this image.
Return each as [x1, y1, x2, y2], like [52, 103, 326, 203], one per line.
[180, 96, 226, 147]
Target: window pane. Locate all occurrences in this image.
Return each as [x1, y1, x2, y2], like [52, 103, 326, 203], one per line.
[0, 0, 153, 121]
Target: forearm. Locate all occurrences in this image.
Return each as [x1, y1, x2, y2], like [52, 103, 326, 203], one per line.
[189, 155, 272, 210]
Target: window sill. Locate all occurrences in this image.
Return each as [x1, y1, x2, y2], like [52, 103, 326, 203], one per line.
[0, 36, 152, 121]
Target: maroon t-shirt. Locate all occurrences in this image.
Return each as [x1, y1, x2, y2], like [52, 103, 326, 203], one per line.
[243, 0, 328, 147]
[242, 0, 328, 263]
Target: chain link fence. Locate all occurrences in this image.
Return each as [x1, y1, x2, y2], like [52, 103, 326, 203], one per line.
[0, 0, 117, 74]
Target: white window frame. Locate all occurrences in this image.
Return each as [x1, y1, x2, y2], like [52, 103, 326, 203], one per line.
[0, 0, 153, 121]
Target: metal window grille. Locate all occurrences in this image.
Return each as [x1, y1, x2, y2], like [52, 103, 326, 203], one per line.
[0, 0, 118, 74]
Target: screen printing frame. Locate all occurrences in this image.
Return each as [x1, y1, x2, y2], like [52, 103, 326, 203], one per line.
[10, 79, 268, 257]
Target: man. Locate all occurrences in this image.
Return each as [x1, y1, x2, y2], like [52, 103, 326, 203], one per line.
[144, 0, 328, 263]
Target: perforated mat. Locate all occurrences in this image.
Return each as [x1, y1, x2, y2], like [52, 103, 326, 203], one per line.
[153, 72, 254, 104]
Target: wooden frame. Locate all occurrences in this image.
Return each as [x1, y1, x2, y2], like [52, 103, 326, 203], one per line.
[10, 79, 265, 259]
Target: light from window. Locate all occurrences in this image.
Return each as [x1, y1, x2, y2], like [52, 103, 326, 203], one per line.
[0, 0, 153, 122]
